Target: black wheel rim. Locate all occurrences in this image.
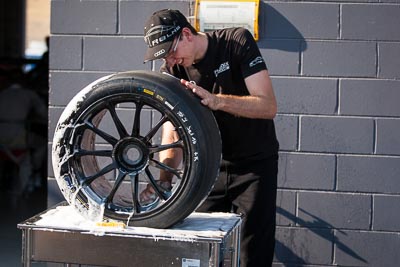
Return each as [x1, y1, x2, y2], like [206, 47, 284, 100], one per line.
[67, 93, 191, 221]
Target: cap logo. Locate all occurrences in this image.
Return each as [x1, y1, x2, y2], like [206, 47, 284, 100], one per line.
[144, 25, 181, 48]
[154, 49, 166, 57]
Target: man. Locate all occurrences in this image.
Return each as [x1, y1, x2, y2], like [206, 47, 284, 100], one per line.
[0, 68, 47, 197]
[141, 9, 279, 266]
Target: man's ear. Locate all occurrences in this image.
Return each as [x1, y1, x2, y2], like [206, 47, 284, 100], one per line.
[182, 28, 193, 41]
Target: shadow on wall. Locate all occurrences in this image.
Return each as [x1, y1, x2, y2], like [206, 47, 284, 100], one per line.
[275, 207, 367, 265]
[258, 3, 307, 52]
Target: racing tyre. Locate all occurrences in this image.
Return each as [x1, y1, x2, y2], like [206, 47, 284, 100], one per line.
[52, 70, 222, 228]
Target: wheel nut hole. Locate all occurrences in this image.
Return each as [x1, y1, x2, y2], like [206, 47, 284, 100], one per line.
[123, 145, 143, 165]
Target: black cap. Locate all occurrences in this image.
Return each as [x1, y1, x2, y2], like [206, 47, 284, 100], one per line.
[143, 9, 190, 62]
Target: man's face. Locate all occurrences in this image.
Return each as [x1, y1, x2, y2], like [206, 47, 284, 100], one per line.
[164, 31, 194, 68]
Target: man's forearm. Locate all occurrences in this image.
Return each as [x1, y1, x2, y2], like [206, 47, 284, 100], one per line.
[159, 122, 182, 182]
[215, 94, 277, 119]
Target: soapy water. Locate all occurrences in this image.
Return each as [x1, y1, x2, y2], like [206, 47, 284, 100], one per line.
[34, 205, 241, 241]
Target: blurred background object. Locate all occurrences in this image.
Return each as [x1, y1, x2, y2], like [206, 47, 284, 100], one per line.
[0, 0, 49, 265]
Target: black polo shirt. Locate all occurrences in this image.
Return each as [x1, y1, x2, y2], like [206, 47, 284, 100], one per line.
[161, 27, 279, 163]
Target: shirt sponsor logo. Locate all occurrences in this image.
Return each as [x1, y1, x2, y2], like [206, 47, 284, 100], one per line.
[249, 56, 264, 67]
[214, 62, 230, 77]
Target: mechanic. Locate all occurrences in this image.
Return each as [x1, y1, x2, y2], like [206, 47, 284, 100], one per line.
[141, 9, 279, 267]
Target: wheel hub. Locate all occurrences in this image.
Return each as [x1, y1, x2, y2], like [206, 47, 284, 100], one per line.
[114, 138, 149, 173]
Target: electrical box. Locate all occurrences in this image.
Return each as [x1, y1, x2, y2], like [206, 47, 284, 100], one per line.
[194, 0, 260, 40]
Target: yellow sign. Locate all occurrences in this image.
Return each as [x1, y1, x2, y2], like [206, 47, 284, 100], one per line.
[143, 88, 155, 96]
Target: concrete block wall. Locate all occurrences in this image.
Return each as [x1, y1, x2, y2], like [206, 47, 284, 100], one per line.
[264, 0, 400, 266]
[48, 0, 400, 265]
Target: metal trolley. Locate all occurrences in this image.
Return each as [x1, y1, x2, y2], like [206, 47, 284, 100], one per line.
[18, 202, 241, 267]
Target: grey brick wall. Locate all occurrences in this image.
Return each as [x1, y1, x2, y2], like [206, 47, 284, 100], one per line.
[49, 0, 400, 265]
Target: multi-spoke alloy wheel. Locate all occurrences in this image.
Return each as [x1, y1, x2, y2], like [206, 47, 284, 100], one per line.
[52, 71, 221, 228]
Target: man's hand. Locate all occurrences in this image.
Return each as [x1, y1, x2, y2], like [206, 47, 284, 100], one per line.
[181, 79, 220, 110]
[139, 184, 157, 204]
[139, 181, 172, 205]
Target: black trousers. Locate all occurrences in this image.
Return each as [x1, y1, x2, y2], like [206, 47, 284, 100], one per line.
[196, 155, 278, 267]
